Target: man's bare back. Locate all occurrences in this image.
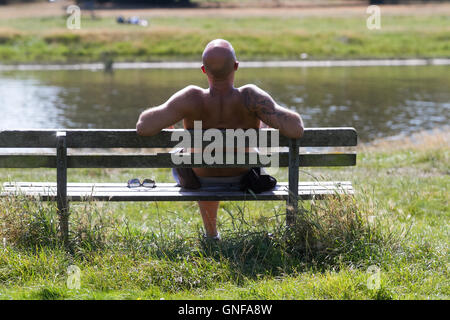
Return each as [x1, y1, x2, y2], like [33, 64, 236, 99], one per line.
[180, 85, 261, 177]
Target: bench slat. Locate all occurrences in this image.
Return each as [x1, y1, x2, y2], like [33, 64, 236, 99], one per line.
[2, 185, 354, 194]
[296, 127, 357, 147]
[0, 155, 55, 168]
[0, 153, 356, 168]
[0, 130, 57, 148]
[3, 181, 353, 187]
[0, 128, 357, 148]
[1, 181, 353, 201]
[65, 128, 357, 148]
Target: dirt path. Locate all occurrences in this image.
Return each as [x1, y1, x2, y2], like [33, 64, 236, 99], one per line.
[1, 0, 449, 19]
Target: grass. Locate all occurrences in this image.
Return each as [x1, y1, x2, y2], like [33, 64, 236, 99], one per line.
[0, 129, 448, 300]
[0, 12, 449, 63]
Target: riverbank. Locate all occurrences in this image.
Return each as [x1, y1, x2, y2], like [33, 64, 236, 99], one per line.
[0, 4, 448, 63]
[0, 129, 448, 299]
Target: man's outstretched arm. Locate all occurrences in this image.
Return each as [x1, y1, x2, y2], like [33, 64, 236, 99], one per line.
[136, 86, 199, 136]
[242, 85, 304, 139]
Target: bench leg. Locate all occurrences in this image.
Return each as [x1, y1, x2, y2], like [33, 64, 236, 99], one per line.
[286, 192, 298, 226]
[286, 138, 300, 226]
[58, 200, 70, 245]
[57, 131, 69, 246]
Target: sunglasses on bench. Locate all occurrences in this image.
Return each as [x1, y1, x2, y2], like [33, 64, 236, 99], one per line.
[127, 178, 156, 188]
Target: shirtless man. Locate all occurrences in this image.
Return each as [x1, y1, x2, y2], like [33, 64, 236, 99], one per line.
[136, 39, 304, 239]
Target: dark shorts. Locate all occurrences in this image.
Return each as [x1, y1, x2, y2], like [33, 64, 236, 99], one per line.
[172, 168, 244, 190]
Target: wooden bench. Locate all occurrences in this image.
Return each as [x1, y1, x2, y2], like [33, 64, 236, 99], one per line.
[0, 128, 357, 244]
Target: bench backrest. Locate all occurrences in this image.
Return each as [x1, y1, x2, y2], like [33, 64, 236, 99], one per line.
[0, 128, 357, 168]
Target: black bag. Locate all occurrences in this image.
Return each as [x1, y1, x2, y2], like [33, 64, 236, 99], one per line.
[239, 167, 277, 194]
[174, 168, 201, 189]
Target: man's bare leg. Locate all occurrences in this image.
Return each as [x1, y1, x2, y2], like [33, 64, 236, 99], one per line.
[198, 201, 220, 238]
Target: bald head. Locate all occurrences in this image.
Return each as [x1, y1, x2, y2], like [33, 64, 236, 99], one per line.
[202, 39, 237, 80]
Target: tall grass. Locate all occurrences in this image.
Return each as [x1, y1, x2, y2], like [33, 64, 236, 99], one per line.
[0, 195, 60, 249]
[0, 185, 399, 281]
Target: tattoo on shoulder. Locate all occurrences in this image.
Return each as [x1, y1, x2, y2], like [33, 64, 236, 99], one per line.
[243, 88, 289, 121]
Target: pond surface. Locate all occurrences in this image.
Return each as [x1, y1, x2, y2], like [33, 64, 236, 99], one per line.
[0, 65, 449, 142]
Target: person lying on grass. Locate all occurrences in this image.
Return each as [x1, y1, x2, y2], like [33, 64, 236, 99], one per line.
[136, 39, 304, 240]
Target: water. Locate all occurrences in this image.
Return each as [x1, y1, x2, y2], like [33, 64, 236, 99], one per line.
[0, 65, 448, 142]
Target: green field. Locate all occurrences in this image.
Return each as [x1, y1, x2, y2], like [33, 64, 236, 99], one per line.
[0, 130, 448, 299]
[0, 13, 449, 63]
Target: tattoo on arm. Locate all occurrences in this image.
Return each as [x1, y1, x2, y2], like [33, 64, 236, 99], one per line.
[243, 88, 290, 123]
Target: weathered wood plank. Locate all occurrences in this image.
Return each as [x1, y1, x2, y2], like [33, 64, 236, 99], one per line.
[66, 128, 357, 148]
[0, 152, 356, 168]
[0, 128, 357, 148]
[296, 127, 357, 147]
[4, 181, 353, 188]
[65, 129, 280, 148]
[0, 155, 55, 167]
[292, 153, 357, 167]
[1, 184, 353, 202]
[287, 138, 300, 225]
[4, 190, 352, 201]
[56, 132, 69, 245]
[0, 130, 57, 148]
[2, 185, 354, 195]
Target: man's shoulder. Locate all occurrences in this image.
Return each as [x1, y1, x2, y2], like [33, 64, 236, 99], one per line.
[239, 84, 259, 92]
[171, 86, 205, 109]
[238, 84, 272, 103]
[180, 85, 206, 97]
[238, 84, 267, 96]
